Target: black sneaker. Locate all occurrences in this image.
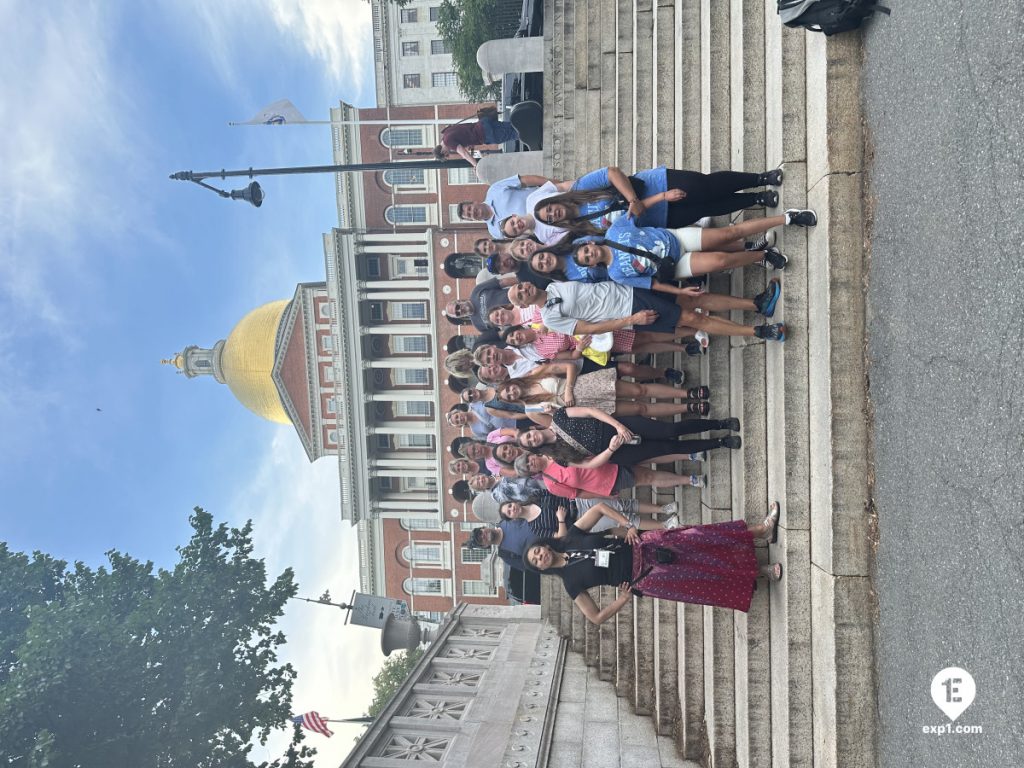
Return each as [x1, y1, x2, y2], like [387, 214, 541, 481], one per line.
[664, 367, 684, 383]
[760, 168, 784, 187]
[785, 208, 817, 227]
[754, 323, 787, 341]
[720, 417, 741, 432]
[684, 341, 704, 356]
[745, 230, 776, 251]
[756, 190, 779, 208]
[754, 279, 782, 317]
[721, 435, 742, 450]
[762, 246, 788, 270]
[687, 385, 711, 400]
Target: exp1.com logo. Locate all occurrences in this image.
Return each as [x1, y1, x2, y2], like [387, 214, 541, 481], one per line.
[923, 667, 983, 735]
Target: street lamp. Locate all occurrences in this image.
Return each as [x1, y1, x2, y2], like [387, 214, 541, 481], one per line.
[170, 158, 472, 206]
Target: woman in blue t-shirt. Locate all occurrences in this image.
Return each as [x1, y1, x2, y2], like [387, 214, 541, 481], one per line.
[532, 165, 785, 236]
[570, 210, 817, 292]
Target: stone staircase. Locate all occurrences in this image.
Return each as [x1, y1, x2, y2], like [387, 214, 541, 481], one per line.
[541, 2, 876, 767]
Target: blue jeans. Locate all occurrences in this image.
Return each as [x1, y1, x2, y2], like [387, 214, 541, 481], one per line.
[482, 117, 520, 144]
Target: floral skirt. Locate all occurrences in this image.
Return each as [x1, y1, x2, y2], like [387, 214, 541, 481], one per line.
[630, 520, 759, 612]
[571, 367, 618, 412]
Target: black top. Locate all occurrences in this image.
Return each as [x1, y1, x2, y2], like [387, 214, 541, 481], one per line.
[470, 279, 513, 332]
[526, 492, 576, 539]
[556, 526, 633, 599]
[551, 408, 616, 455]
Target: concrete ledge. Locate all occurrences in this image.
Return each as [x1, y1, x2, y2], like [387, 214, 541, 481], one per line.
[653, 599, 680, 735]
[476, 152, 545, 184]
[807, 173, 872, 578]
[676, 603, 705, 760]
[810, 567, 875, 768]
[633, 593, 656, 716]
[769, 526, 814, 768]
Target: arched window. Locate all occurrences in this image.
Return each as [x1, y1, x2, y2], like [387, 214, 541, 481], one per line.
[383, 168, 426, 186]
[380, 127, 425, 147]
[403, 577, 447, 595]
[401, 543, 442, 565]
[385, 205, 429, 225]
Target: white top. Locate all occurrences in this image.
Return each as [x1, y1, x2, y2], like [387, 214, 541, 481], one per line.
[505, 348, 542, 379]
[539, 282, 634, 335]
[524, 181, 568, 244]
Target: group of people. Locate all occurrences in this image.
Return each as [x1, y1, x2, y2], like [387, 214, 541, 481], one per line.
[440, 153, 811, 623]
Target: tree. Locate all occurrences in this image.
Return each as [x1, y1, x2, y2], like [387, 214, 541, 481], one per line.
[435, 0, 518, 102]
[0, 508, 314, 768]
[365, 647, 426, 717]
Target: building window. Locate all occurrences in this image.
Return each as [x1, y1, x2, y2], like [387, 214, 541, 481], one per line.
[383, 168, 426, 187]
[389, 302, 427, 320]
[392, 256, 429, 277]
[401, 518, 440, 530]
[398, 434, 433, 448]
[376, 434, 393, 449]
[396, 400, 433, 417]
[322, 365, 335, 382]
[404, 476, 437, 490]
[402, 542, 443, 566]
[429, 6, 440, 21]
[401, 41, 420, 56]
[395, 335, 429, 353]
[449, 203, 469, 223]
[430, 39, 449, 55]
[462, 580, 497, 597]
[365, 256, 382, 278]
[459, 522, 478, 531]
[431, 71, 457, 88]
[403, 578, 448, 596]
[396, 368, 430, 386]
[380, 127, 425, 147]
[320, 335, 334, 352]
[447, 167, 484, 186]
[461, 546, 487, 564]
[400, 8, 418, 22]
[368, 302, 385, 322]
[403, 73, 421, 89]
[384, 205, 428, 225]
[325, 397, 337, 414]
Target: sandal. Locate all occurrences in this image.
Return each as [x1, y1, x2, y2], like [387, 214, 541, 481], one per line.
[761, 563, 783, 581]
[685, 401, 710, 416]
[764, 501, 780, 544]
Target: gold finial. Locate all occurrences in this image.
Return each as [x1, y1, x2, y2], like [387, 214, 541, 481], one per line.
[161, 354, 185, 370]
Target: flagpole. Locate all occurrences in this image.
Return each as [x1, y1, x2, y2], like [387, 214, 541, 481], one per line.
[323, 717, 375, 724]
[171, 157, 472, 185]
[228, 118, 479, 127]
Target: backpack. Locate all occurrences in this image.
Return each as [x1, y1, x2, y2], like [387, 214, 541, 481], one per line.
[778, 0, 890, 36]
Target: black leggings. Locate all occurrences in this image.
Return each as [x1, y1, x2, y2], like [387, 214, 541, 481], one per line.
[611, 436, 731, 465]
[663, 169, 764, 227]
[618, 416, 733, 438]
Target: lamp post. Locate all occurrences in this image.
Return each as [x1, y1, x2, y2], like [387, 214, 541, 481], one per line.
[170, 157, 473, 206]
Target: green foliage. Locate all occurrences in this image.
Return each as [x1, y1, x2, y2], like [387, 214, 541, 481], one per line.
[0, 508, 313, 768]
[366, 647, 426, 718]
[435, 0, 508, 102]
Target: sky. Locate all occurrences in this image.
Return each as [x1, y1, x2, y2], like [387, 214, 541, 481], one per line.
[0, 0, 387, 762]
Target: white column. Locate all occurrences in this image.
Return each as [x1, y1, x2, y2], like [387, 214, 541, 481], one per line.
[361, 290, 432, 301]
[359, 280, 429, 291]
[372, 458, 436, 470]
[359, 232, 430, 244]
[366, 358, 432, 368]
[375, 500, 439, 511]
[371, 422, 437, 435]
[368, 392, 433, 402]
[365, 324, 432, 334]
[360, 244, 430, 254]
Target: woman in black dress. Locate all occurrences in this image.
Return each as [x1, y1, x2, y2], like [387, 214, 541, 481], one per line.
[524, 502, 783, 624]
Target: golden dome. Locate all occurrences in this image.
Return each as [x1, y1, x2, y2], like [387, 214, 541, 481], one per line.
[220, 300, 291, 424]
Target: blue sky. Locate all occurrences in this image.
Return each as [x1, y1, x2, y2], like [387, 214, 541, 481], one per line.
[0, 1, 386, 762]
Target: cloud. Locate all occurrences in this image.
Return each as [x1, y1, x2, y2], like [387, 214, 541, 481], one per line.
[0, 3, 149, 339]
[227, 429, 386, 765]
[175, 0, 373, 95]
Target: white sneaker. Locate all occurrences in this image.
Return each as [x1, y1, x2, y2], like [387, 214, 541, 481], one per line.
[662, 514, 680, 529]
[695, 330, 710, 349]
[660, 502, 679, 516]
[694, 216, 713, 228]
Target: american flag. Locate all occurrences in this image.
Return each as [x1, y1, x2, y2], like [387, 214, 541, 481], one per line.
[292, 711, 334, 738]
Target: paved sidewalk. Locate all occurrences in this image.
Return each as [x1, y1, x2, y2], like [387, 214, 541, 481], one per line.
[540, 1, 876, 766]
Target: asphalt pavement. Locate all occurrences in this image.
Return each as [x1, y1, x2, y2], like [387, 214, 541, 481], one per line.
[863, 2, 1024, 766]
